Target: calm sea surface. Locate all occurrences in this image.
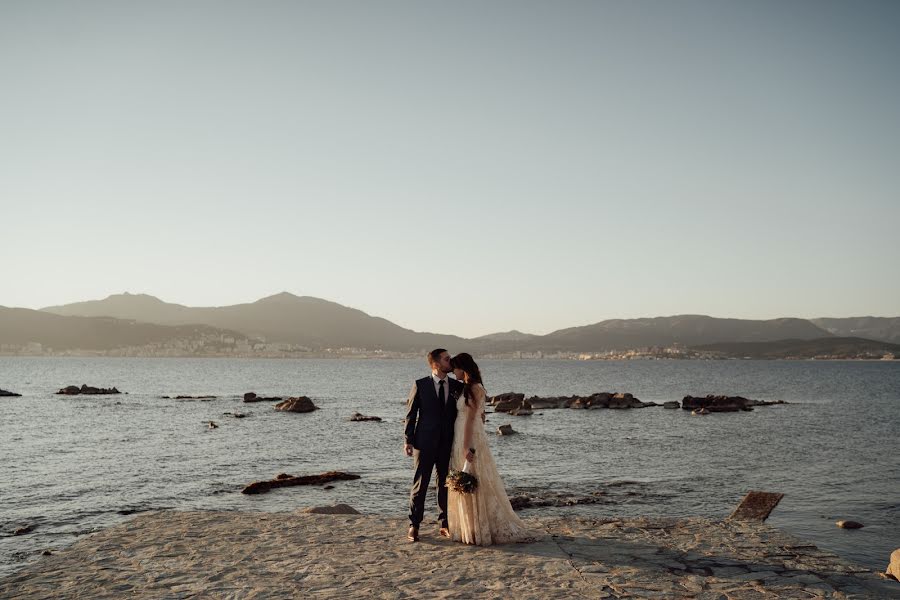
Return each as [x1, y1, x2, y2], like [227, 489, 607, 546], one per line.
[1, 357, 898, 578]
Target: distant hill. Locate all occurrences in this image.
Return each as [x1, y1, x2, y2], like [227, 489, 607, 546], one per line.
[0, 306, 245, 351]
[42, 292, 466, 352]
[481, 315, 834, 353]
[811, 317, 900, 344]
[692, 337, 900, 359]
[472, 330, 539, 343]
[31, 293, 899, 355]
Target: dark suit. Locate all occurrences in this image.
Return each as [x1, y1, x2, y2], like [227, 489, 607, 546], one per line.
[405, 374, 463, 528]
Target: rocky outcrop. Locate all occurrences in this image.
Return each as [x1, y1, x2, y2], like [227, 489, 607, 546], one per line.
[682, 395, 787, 413]
[508, 491, 606, 511]
[274, 397, 317, 413]
[241, 471, 360, 494]
[497, 424, 516, 435]
[0, 389, 22, 397]
[303, 504, 361, 515]
[887, 548, 900, 581]
[663, 401, 680, 409]
[56, 384, 121, 395]
[492, 392, 526, 412]
[348, 412, 381, 422]
[494, 392, 654, 411]
[244, 392, 283, 403]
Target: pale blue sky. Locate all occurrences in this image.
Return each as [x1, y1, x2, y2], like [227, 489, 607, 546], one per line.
[1, 1, 898, 337]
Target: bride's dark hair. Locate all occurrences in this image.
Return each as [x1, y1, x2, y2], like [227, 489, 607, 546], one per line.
[450, 353, 483, 407]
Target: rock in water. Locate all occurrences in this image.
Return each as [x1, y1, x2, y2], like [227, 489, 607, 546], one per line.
[56, 384, 121, 395]
[836, 520, 864, 529]
[886, 548, 900, 581]
[0, 389, 22, 397]
[244, 392, 283, 403]
[275, 397, 318, 413]
[497, 424, 516, 435]
[663, 401, 680, 409]
[241, 471, 360, 495]
[349, 412, 382, 422]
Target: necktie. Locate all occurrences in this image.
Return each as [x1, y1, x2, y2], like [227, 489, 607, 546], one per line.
[438, 379, 446, 406]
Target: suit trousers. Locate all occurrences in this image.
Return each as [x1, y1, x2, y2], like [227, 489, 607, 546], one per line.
[408, 444, 451, 528]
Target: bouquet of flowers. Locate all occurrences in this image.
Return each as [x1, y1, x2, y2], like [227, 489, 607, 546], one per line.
[447, 460, 479, 494]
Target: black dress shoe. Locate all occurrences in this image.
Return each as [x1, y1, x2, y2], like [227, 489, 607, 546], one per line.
[407, 526, 419, 542]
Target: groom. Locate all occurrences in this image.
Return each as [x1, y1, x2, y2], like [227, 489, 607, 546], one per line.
[404, 348, 463, 542]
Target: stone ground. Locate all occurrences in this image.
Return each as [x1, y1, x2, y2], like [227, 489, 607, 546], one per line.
[1, 511, 897, 599]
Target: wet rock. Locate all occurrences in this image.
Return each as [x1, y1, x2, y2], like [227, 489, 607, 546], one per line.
[490, 392, 524, 406]
[493, 392, 527, 412]
[207, 421, 219, 429]
[0, 389, 22, 397]
[527, 392, 651, 410]
[41, 550, 52, 556]
[681, 395, 784, 413]
[241, 471, 360, 495]
[508, 491, 606, 511]
[836, 520, 864, 529]
[497, 424, 516, 435]
[244, 392, 283, 403]
[691, 408, 710, 416]
[510, 400, 533, 416]
[223, 412, 248, 418]
[349, 412, 382, 422]
[174, 395, 217, 400]
[608, 393, 644, 409]
[663, 401, 680, 409]
[303, 504, 361, 515]
[528, 396, 572, 409]
[56, 384, 121, 395]
[275, 396, 317, 413]
[13, 525, 34, 536]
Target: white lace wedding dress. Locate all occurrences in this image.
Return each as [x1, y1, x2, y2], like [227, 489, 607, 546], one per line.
[447, 383, 535, 545]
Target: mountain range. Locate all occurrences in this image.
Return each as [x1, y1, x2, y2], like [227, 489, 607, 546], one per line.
[0, 291, 891, 354]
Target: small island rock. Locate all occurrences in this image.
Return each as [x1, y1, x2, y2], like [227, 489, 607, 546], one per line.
[275, 396, 318, 413]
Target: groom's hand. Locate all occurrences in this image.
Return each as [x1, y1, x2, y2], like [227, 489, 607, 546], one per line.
[404, 443, 413, 457]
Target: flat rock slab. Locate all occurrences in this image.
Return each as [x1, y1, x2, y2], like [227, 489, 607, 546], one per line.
[728, 491, 785, 522]
[1, 512, 897, 599]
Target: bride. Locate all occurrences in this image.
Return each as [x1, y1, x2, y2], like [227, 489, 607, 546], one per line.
[447, 353, 535, 545]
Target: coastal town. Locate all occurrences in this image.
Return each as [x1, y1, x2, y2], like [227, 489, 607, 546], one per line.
[1, 337, 895, 361]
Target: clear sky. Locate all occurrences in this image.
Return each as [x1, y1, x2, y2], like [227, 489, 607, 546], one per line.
[1, 1, 898, 337]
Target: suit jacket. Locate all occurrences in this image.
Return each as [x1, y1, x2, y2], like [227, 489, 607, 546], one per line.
[404, 375, 463, 453]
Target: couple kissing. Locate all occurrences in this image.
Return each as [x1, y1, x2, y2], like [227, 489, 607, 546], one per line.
[404, 349, 534, 545]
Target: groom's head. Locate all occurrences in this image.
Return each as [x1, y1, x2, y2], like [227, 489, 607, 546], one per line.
[428, 348, 451, 375]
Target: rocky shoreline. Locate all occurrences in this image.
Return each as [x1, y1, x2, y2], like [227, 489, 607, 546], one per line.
[489, 392, 787, 414]
[1, 511, 896, 599]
